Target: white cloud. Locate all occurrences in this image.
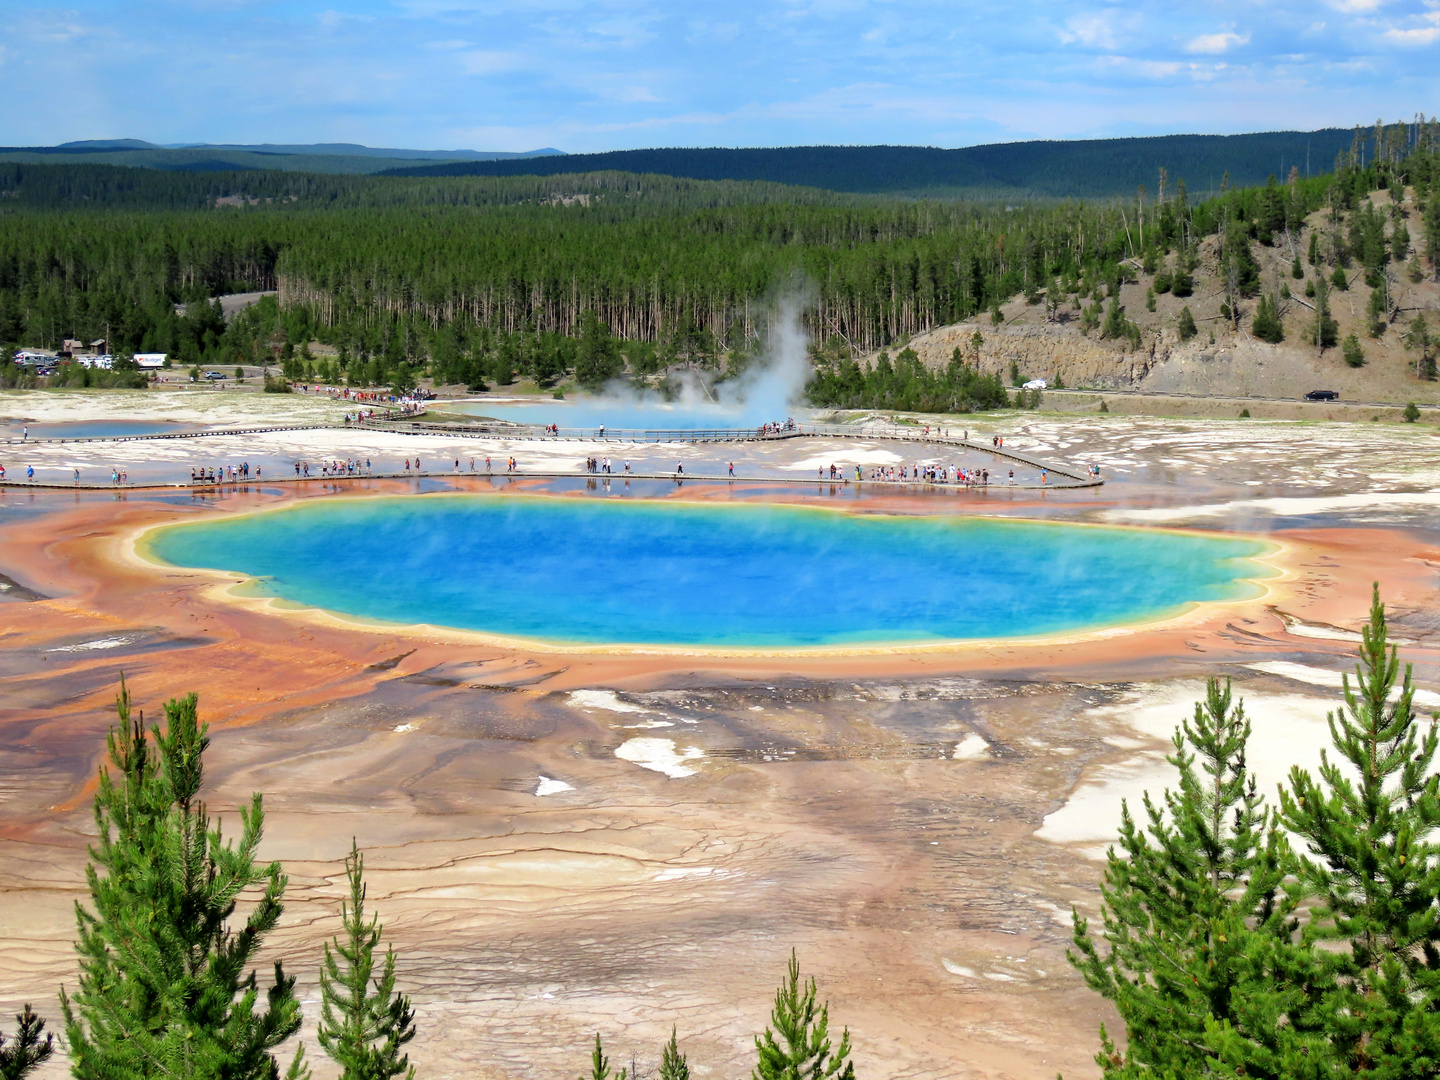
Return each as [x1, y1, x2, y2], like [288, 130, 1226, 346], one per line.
[460, 50, 527, 75]
[1098, 55, 1183, 78]
[1385, 25, 1440, 41]
[1325, 0, 1386, 11]
[1185, 31, 1250, 54]
[1384, 6, 1440, 43]
[1058, 12, 1121, 50]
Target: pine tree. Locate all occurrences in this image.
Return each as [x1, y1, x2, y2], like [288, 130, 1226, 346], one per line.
[1405, 314, 1436, 379]
[1177, 306, 1197, 341]
[1070, 679, 1324, 1078]
[1426, 190, 1440, 279]
[753, 952, 854, 1080]
[575, 309, 623, 389]
[0, 1006, 53, 1080]
[1368, 283, 1390, 338]
[1281, 585, 1440, 1078]
[1252, 293, 1285, 343]
[1310, 278, 1339, 351]
[1101, 297, 1129, 340]
[1343, 333, 1367, 368]
[61, 677, 307, 1080]
[318, 840, 417, 1080]
[659, 1028, 690, 1080]
[586, 1034, 626, 1080]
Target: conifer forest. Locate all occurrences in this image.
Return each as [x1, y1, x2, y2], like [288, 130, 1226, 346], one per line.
[1, 121, 1437, 406]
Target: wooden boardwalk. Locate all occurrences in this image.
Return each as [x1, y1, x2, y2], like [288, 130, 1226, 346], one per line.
[0, 417, 1102, 491]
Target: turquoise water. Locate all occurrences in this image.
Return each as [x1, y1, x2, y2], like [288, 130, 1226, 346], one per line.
[146, 496, 1270, 647]
[3, 420, 190, 439]
[449, 399, 805, 430]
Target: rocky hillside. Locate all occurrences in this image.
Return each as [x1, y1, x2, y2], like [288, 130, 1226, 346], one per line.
[880, 189, 1439, 405]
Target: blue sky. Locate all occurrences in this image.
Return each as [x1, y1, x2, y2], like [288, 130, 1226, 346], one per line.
[1, 1, 1436, 151]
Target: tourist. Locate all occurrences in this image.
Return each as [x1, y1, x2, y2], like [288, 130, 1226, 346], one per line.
[624, 459, 630, 474]
[21, 426, 27, 441]
[0, 464, 6, 480]
[485, 456, 491, 472]
[1008, 469, 1015, 484]
[676, 461, 684, 475]
[27, 465, 34, 480]
[728, 462, 734, 477]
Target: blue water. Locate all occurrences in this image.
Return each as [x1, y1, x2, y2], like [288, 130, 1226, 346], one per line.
[448, 398, 803, 431]
[2, 421, 190, 440]
[146, 496, 1270, 647]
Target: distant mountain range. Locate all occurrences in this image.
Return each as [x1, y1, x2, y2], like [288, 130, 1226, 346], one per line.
[0, 129, 1362, 197]
[379, 130, 1361, 199]
[0, 140, 563, 175]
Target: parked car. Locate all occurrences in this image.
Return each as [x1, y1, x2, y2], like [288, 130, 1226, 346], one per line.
[1022, 379, 1048, 390]
[204, 371, 227, 380]
[1304, 390, 1339, 401]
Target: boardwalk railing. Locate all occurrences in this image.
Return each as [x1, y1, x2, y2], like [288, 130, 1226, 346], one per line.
[362, 419, 1094, 483]
[1, 414, 1100, 489]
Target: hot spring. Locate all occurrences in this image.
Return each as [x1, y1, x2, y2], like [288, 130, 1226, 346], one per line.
[144, 496, 1272, 648]
[445, 398, 807, 431]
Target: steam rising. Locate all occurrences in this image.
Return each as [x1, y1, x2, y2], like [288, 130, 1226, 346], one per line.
[597, 290, 814, 427]
[715, 292, 813, 426]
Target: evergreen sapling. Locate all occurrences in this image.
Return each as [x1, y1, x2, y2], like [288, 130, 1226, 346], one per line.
[659, 1028, 690, 1080]
[61, 678, 307, 1080]
[0, 1007, 53, 1080]
[1069, 678, 1324, 1078]
[753, 952, 854, 1080]
[318, 840, 418, 1080]
[586, 1034, 626, 1080]
[1281, 585, 1440, 1077]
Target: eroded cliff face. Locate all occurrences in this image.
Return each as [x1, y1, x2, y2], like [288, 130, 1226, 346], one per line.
[889, 322, 1161, 390]
[888, 321, 1406, 399]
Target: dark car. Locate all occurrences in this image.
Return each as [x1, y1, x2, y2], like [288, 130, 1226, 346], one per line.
[1304, 390, 1339, 401]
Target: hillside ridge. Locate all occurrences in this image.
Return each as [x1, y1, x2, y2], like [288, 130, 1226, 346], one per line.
[381, 129, 1360, 198]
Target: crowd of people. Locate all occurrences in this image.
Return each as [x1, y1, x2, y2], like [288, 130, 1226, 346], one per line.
[1, 418, 1102, 490]
[191, 461, 263, 483]
[758, 418, 799, 435]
